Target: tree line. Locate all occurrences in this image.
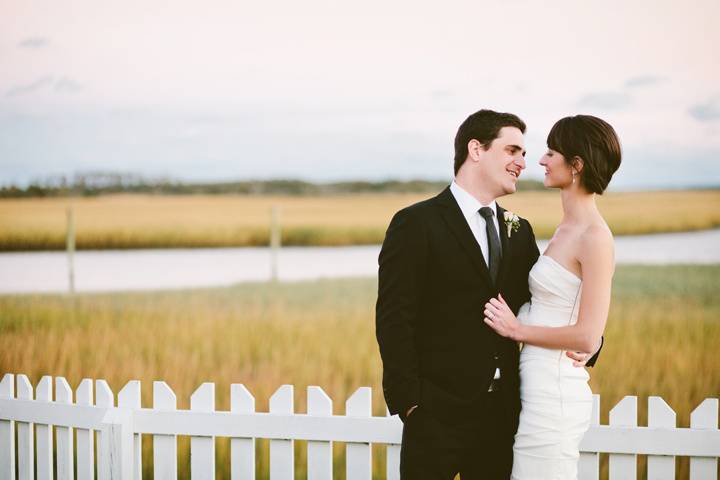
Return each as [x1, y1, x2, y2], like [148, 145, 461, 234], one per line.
[1, 172, 545, 197]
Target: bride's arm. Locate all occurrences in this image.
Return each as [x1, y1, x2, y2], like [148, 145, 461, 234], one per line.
[485, 227, 614, 353]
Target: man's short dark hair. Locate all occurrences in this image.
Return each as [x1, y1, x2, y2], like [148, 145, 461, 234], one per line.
[453, 109, 527, 175]
[547, 115, 621, 194]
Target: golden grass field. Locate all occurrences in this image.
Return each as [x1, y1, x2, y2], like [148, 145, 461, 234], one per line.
[1, 189, 719, 250]
[1, 265, 718, 478]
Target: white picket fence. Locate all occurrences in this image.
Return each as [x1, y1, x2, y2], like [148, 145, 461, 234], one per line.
[0, 373, 718, 480]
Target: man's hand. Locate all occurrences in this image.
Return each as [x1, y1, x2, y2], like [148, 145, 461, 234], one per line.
[567, 339, 602, 367]
[406, 405, 418, 418]
[566, 350, 592, 367]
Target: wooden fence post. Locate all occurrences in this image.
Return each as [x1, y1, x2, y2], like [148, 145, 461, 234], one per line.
[66, 206, 75, 294]
[270, 206, 281, 282]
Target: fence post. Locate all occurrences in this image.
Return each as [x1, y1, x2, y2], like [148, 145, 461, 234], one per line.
[270, 206, 281, 282]
[118, 381, 142, 480]
[66, 206, 75, 294]
[99, 408, 134, 480]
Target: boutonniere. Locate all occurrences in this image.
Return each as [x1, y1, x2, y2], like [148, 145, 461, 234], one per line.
[503, 211, 521, 238]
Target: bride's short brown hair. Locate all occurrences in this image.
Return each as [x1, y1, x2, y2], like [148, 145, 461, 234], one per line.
[547, 115, 621, 194]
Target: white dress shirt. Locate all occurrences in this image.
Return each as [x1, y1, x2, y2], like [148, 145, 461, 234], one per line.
[449, 181, 501, 267]
[450, 181, 503, 381]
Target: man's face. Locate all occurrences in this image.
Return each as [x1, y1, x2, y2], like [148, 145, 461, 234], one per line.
[477, 126, 526, 197]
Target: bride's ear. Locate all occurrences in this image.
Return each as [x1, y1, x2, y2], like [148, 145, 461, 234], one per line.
[571, 156, 584, 176]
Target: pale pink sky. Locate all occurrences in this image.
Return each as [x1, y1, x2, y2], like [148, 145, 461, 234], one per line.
[1, 0, 719, 188]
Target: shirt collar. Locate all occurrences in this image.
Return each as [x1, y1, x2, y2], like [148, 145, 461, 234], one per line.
[450, 181, 497, 218]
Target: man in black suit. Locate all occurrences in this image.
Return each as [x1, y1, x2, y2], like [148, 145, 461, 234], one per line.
[375, 109, 599, 479]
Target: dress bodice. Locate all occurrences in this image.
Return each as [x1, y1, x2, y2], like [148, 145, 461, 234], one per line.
[518, 255, 582, 329]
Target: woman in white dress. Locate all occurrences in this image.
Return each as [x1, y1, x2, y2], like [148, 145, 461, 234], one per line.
[483, 115, 621, 479]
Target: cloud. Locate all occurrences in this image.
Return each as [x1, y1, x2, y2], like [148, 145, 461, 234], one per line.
[5, 76, 84, 97]
[5, 76, 55, 97]
[55, 77, 83, 94]
[625, 75, 666, 88]
[577, 91, 632, 110]
[689, 96, 720, 122]
[18, 37, 49, 48]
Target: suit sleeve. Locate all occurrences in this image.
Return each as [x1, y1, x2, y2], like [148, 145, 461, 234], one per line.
[375, 208, 428, 417]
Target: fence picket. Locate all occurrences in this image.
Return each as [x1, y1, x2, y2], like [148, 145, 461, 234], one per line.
[95, 379, 115, 480]
[690, 398, 719, 480]
[307, 386, 333, 480]
[36, 375, 54, 480]
[190, 383, 216, 480]
[55, 378, 74, 480]
[119, 380, 142, 480]
[75, 379, 94, 480]
[385, 407, 400, 480]
[269, 385, 294, 480]
[578, 394, 600, 480]
[0, 374, 15, 480]
[609, 396, 637, 478]
[346, 387, 372, 480]
[230, 384, 256, 480]
[648, 396, 676, 479]
[153, 381, 178, 480]
[16, 375, 34, 480]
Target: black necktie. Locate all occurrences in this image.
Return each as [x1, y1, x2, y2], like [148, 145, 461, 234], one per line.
[479, 207, 501, 284]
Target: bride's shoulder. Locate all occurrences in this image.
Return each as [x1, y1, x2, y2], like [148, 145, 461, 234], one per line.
[578, 223, 614, 260]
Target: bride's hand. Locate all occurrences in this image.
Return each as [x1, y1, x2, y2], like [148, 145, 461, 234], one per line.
[483, 294, 521, 341]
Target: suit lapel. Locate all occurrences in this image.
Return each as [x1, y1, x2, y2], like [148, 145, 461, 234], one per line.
[496, 204, 513, 287]
[436, 187, 495, 288]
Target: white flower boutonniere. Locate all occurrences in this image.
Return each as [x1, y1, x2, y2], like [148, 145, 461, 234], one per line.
[503, 211, 521, 238]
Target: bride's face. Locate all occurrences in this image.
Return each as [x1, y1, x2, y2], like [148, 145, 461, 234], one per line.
[539, 148, 574, 189]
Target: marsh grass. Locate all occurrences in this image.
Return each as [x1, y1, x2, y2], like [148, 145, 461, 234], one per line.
[1, 265, 718, 478]
[1, 190, 719, 250]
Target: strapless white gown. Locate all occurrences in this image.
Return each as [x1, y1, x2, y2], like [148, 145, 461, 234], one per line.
[511, 255, 593, 480]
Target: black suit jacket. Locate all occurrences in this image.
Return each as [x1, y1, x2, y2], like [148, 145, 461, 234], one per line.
[376, 186, 602, 430]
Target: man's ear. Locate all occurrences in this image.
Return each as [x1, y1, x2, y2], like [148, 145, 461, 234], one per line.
[468, 139, 485, 162]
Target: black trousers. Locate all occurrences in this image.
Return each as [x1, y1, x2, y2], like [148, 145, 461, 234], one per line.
[399, 392, 515, 480]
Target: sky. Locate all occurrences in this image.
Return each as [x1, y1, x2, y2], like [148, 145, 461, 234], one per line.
[1, 0, 719, 190]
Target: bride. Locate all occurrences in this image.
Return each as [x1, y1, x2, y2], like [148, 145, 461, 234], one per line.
[483, 114, 621, 479]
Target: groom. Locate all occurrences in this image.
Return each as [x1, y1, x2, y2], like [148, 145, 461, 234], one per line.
[375, 109, 599, 479]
